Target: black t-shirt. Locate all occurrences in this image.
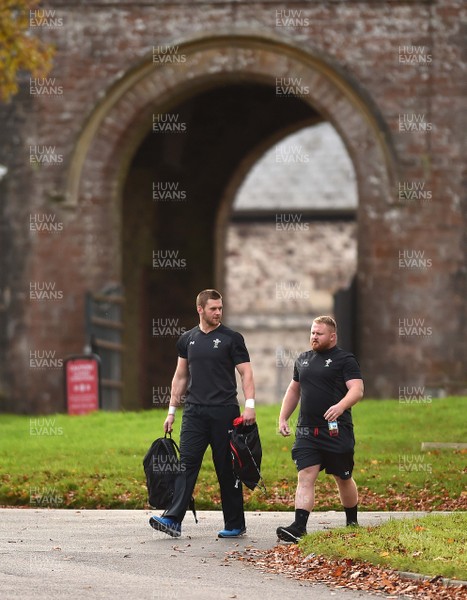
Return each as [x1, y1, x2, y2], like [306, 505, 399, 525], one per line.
[176, 324, 250, 406]
[293, 346, 362, 449]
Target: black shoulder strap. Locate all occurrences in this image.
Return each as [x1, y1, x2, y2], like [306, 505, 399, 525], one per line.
[164, 432, 182, 456]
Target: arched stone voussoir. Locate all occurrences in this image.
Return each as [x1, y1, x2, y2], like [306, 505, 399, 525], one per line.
[65, 32, 397, 210]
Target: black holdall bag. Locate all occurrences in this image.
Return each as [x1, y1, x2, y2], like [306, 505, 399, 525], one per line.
[143, 433, 197, 522]
[229, 416, 266, 493]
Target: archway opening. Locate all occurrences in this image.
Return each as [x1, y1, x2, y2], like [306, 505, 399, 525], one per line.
[121, 82, 319, 408]
[68, 34, 396, 406]
[225, 122, 358, 402]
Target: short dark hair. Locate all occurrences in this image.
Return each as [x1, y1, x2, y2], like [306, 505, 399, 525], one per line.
[196, 289, 222, 308]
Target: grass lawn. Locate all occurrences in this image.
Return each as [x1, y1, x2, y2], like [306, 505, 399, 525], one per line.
[0, 397, 466, 511]
[2, 397, 465, 582]
[299, 512, 467, 581]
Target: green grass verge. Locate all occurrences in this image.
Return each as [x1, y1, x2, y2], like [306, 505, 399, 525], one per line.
[0, 397, 465, 510]
[299, 513, 467, 580]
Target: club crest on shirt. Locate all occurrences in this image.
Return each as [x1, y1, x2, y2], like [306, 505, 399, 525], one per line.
[324, 359, 332, 367]
[213, 338, 221, 349]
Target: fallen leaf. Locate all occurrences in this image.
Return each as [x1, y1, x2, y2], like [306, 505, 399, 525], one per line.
[227, 545, 467, 600]
[349, 570, 362, 579]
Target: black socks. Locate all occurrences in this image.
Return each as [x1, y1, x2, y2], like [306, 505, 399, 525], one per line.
[293, 506, 358, 529]
[345, 504, 358, 525]
[295, 508, 310, 531]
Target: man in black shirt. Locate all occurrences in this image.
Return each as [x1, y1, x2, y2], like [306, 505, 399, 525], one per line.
[277, 316, 364, 542]
[149, 289, 256, 538]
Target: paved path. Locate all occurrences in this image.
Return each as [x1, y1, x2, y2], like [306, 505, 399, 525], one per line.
[0, 509, 429, 600]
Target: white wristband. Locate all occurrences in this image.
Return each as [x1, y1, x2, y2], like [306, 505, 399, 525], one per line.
[245, 399, 255, 409]
[168, 405, 177, 416]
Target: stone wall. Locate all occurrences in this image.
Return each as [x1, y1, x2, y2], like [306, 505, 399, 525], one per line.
[226, 221, 357, 316]
[225, 219, 357, 402]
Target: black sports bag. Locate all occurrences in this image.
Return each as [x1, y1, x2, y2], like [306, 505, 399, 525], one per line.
[143, 433, 197, 521]
[229, 416, 266, 492]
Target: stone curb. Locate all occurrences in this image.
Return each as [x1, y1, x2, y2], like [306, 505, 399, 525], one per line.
[397, 571, 467, 588]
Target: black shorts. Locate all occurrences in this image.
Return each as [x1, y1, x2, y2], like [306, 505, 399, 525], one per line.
[292, 437, 354, 480]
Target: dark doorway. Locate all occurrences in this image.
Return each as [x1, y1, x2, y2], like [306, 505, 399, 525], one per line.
[121, 82, 320, 409]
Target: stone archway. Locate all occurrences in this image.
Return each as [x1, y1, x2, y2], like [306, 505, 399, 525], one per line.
[66, 30, 396, 218]
[65, 31, 397, 405]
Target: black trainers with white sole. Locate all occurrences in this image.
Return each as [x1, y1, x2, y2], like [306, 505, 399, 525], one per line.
[276, 523, 306, 543]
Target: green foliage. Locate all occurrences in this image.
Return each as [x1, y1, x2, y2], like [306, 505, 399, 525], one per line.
[0, 0, 54, 102]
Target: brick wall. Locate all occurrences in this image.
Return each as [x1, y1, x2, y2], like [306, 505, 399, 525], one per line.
[0, 1, 465, 412]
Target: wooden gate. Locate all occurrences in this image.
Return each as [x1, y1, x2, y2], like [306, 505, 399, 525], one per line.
[85, 284, 124, 410]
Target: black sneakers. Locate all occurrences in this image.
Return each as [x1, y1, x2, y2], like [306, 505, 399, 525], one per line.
[276, 523, 306, 543]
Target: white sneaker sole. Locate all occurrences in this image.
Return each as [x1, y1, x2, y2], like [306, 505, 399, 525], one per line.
[276, 527, 302, 543]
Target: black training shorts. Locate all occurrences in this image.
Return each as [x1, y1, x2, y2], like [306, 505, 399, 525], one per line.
[292, 437, 354, 480]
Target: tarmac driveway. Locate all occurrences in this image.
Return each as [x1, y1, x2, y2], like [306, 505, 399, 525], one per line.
[0, 509, 424, 599]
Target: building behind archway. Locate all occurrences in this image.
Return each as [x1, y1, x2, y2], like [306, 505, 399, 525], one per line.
[226, 122, 358, 402]
[0, 1, 465, 413]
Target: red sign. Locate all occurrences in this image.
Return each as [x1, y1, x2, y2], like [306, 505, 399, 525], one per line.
[65, 356, 100, 415]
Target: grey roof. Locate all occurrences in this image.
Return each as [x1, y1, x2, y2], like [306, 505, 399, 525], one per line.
[234, 122, 357, 211]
